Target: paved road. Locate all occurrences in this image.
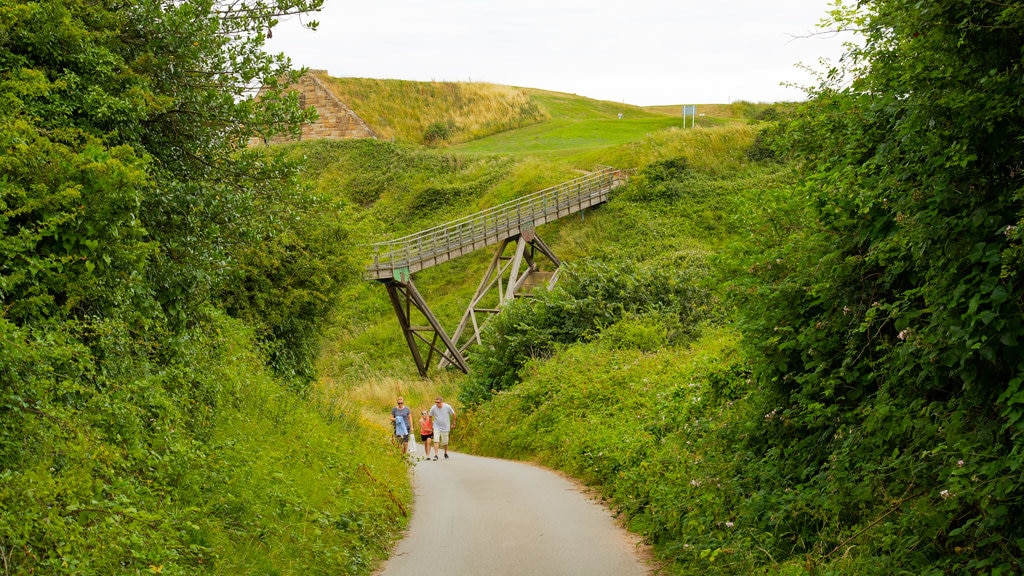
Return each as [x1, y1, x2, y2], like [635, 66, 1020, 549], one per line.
[374, 451, 652, 576]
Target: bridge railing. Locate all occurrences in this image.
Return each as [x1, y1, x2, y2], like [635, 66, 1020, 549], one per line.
[366, 167, 622, 279]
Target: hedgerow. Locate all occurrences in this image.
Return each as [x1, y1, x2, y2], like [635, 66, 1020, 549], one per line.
[459, 3, 1024, 573]
[0, 0, 409, 572]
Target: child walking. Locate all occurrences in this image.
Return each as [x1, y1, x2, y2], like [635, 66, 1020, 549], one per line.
[418, 410, 435, 460]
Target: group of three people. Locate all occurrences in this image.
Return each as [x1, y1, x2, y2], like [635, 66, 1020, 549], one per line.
[390, 396, 456, 460]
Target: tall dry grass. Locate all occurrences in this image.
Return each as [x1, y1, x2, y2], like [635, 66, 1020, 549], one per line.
[316, 73, 549, 144]
[314, 340, 465, 436]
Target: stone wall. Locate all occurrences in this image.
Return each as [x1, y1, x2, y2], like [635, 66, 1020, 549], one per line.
[251, 71, 377, 145]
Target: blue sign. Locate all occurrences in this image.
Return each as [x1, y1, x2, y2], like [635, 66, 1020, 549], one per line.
[682, 105, 697, 127]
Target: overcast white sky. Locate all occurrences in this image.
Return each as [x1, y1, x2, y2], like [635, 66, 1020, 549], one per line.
[265, 0, 849, 106]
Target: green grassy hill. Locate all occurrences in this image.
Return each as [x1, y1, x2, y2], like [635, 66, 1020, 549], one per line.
[316, 73, 549, 144]
[451, 89, 689, 156]
[286, 80, 790, 576]
[15, 1, 1018, 574]
[310, 73, 772, 154]
[300, 70, 1021, 576]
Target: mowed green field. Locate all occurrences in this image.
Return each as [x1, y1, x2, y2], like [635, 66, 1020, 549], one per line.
[454, 89, 739, 155]
[452, 116, 683, 154]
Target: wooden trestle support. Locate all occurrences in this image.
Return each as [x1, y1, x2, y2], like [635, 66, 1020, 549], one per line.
[439, 226, 561, 370]
[382, 270, 470, 377]
[369, 167, 623, 375]
[380, 226, 561, 376]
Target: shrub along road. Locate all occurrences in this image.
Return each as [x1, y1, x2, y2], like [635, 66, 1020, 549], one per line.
[374, 452, 652, 576]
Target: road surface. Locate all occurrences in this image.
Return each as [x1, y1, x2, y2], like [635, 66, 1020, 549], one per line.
[374, 451, 653, 576]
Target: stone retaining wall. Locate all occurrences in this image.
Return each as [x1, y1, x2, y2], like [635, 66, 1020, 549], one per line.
[250, 70, 376, 145]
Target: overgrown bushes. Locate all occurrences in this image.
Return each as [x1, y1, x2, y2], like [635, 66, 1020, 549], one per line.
[1, 312, 407, 574]
[460, 258, 714, 405]
[0, 0, 409, 572]
[456, 3, 1024, 570]
[423, 119, 457, 145]
[217, 175, 358, 383]
[737, 0, 1024, 572]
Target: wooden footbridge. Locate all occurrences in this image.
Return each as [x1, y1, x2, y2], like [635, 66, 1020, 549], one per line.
[366, 166, 627, 376]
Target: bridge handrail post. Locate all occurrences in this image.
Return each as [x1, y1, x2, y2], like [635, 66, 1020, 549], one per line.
[364, 168, 621, 276]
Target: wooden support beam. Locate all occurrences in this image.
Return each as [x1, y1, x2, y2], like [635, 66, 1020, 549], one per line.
[384, 282, 428, 376]
[504, 236, 529, 303]
[369, 168, 626, 375]
[447, 238, 513, 351]
[440, 228, 562, 369]
[526, 232, 561, 268]
[384, 277, 468, 376]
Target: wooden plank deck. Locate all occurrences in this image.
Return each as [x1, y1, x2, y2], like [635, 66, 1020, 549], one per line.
[365, 167, 625, 280]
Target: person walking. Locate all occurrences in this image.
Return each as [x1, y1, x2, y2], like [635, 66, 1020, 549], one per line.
[390, 397, 412, 455]
[418, 410, 435, 460]
[428, 396, 456, 460]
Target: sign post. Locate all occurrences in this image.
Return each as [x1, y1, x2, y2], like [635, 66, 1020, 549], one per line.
[682, 105, 696, 128]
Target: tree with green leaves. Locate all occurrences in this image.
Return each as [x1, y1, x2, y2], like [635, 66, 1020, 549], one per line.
[744, 0, 1024, 572]
[0, 0, 370, 572]
[1, 0, 322, 328]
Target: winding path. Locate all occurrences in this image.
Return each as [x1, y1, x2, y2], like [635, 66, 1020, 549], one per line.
[374, 451, 653, 576]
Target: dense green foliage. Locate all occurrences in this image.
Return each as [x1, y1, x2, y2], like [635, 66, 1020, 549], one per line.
[216, 171, 360, 382]
[0, 0, 409, 573]
[7, 0, 1019, 572]
[739, 0, 1024, 572]
[461, 258, 714, 405]
[455, 1, 1024, 575]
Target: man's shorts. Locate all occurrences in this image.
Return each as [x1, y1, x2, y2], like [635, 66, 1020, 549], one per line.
[395, 434, 409, 443]
[435, 430, 450, 446]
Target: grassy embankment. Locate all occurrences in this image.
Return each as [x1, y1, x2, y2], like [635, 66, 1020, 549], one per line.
[289, 77, 789, 575]
[0, 11, 800, 573]
[228, 61, 1018, 575]
[315, 74, 549, 145]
